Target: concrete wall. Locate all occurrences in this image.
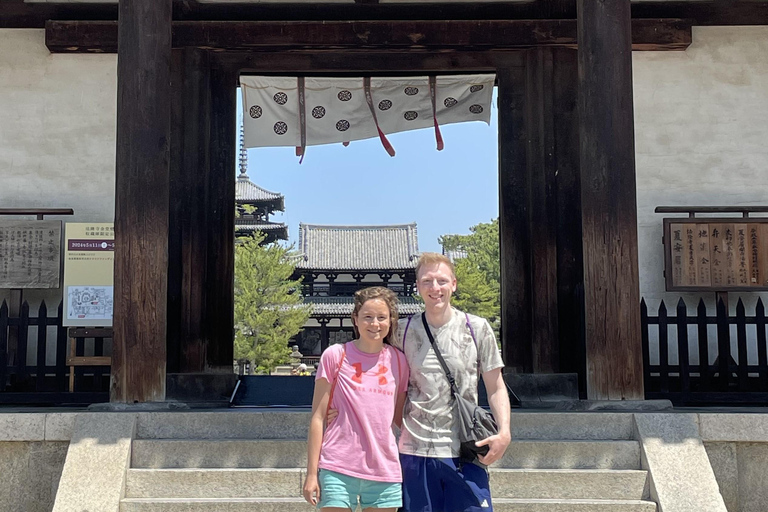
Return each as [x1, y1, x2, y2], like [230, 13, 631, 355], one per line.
[700, 414, 768, 512]
[0, 412, 75, 512]
[0, 29, 116, 311]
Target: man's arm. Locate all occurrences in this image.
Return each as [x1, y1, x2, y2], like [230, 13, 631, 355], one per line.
[475, 367, 511, 466]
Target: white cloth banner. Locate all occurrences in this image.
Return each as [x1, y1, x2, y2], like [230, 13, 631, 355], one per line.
[240, 74, 495, 154]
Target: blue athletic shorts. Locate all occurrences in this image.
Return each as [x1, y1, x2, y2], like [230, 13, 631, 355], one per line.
[317, 468, 403, 510]
[399, 454, 492, 512]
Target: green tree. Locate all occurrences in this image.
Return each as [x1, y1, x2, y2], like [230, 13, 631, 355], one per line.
[234, 232, 311, 374]
[440, 219, 500, 335]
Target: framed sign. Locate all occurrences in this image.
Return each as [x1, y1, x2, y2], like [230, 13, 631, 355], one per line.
[663, 218, 768, 292]
[63, 223, 115, 327]
[0, 220, 61, 289]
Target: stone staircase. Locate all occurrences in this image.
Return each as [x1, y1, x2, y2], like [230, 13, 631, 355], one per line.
[119, 412, 657, 511]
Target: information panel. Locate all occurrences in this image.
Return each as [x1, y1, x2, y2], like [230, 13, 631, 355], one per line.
[0, 220, 61, 288]
[664, 218, 768, 292]
[63, 223, 115, 327]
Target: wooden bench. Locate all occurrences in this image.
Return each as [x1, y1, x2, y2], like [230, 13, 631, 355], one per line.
[66, 327, 112, 392]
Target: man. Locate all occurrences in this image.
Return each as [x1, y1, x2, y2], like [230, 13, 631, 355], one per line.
[392, 252, 511, 512]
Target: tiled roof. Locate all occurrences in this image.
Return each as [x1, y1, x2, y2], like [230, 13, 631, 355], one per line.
[235, 173, 285, 205]
[304, 296, 424, 317]
[296, 223, 419, 270]
[236, 219, 288, 232]
[442, 248, 467, 262]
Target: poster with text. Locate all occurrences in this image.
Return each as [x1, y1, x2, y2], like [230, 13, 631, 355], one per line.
[63, 223, 114, 326]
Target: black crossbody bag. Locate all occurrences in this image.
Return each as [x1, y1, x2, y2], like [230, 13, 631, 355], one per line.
[421, 313, 499, 462]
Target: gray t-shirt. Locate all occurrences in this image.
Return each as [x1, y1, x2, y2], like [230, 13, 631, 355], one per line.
[391, 308, 504, 458]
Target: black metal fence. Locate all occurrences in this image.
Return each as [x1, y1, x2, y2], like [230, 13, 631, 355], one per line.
[642, 297, 768, 405]
[0, 300, 109, 404]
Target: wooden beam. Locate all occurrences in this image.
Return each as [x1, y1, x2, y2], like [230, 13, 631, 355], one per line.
[44, 19, 692, 53]
[224, 51, 519, 74]
[111, 0, 172, 403]
[5, 1, 768, 28]
[577, 0, 644, 400]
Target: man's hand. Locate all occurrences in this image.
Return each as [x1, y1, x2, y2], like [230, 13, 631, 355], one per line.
[302, 472, 320, 505]
[475, 430, 511, 466]
[326, 407, 338, 423]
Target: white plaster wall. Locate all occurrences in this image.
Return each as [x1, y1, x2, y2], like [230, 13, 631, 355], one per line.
[0, 29, 116, 310]
[634, 26, 768, 310]
[633, 27, 768, 366]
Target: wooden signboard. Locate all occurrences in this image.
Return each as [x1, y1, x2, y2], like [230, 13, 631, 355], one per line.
[0, 220, 62, 289]
[664, 218, 768, 292]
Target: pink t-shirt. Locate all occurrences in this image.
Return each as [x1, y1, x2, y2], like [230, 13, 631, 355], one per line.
[316, 342, 409, 483]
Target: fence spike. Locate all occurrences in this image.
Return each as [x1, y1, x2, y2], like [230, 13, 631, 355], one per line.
[658, 300, 667, 314]
[677, 297, 686, 309]
[737, 298, 746, 315]
[757, 297, 765, 314]
[0, 300, 6, 314]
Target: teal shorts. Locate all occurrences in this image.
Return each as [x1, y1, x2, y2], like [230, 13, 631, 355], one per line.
[317, 468, 402, 510]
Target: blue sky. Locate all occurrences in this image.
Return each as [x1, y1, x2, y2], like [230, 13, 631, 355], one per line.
[236, 90, 499, 253]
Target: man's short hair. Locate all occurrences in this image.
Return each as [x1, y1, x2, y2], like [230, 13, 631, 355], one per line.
[415, 252, 456, 279]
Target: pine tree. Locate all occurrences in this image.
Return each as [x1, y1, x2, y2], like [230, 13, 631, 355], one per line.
[440, 219, 500, 338]
[234, 232, 311, 374]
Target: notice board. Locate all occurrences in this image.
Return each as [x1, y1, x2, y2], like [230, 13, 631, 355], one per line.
[63, 222, 114, 326]
[0, 220, 61, 289]
[663, 218, 768, 292]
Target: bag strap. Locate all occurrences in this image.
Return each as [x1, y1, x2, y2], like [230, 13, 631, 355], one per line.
[421, 313, 458, 398]
[326, 342, 347, 415]
[465, 312, 482, 377]
[389, 345, 402, 394]
[402, 315, 414, 351]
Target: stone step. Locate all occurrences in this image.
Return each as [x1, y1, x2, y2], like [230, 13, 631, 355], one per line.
[493, 441, 641, 470]
[132, 439, 640, 470]
[120, 497, 656, 512]
[490, 469, 649, 500]
[135, 412, 311, 440]
[131, 440, 308, 469]
[124, 468, 648, 500]
[133, 411, 635, 440]
[124, 469, 305, 499]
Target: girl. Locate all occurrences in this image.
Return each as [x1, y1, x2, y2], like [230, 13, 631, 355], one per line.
[303, 286, 409, 512]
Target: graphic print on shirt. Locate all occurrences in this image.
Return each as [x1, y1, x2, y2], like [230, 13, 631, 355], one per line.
[351, 362, 390, 387]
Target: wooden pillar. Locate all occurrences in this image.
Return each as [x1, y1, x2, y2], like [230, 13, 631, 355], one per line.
[526, 48, 559, 373]
[552, 49, 586, 394]
[577, 0, 644, 399]
[168, 48, 212, 373]
[112, 0, 172, 402]
[320, 319, 329, 353]
[204, 66, 236, 369]
[498, 64, 533, 373]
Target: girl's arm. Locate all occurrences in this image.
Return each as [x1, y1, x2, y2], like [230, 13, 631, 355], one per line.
[393, 391, 407, 430]
[303, 377, 332, 506]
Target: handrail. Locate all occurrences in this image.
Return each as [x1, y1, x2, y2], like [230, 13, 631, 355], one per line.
[655, 206, 768, 218]
[0, 208, 74, 220]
